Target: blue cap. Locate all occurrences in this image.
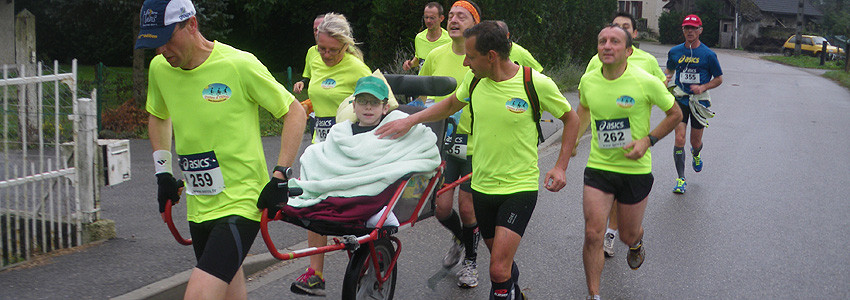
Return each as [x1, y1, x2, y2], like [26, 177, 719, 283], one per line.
[135, 0, 196, 49]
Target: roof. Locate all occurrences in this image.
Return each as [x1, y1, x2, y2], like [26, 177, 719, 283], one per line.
[750, 0, 822, 16]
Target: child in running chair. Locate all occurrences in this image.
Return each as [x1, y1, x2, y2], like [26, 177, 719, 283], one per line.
[288, 75, 440, 296]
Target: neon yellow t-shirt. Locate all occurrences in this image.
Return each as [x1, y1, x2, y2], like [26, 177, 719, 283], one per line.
[510, 43, 544, 72]
[419, 43, 473, 137]
[414, 28, 452, 60]
[146, 42, 295, 223]
[585, 46, 665, 82]
[307, 53, 372, 117]
[301, 45, 319, 78]
[578, 64, 674, 174]
[456, 69, 572, 194]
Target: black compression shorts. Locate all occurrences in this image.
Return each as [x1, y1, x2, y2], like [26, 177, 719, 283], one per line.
[471, 190, 537, 239]
[189, 215, 260, 283]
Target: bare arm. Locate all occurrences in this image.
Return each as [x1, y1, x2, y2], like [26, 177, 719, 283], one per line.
[572, 92, 591, 157]
[623, 102, 683, 160]
[375, 93, 466, 139]
[544, 108, 580, 192]
[402, 57, 420, 71]
[273, 101, 307, 179]
[148, 114, 172, 152]
[664, 68, 675, 86]
[690, 75, 722, 95]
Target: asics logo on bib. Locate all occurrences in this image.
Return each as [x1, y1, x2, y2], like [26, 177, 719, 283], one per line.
[678, 56, 700, 64]
[182, 157, 211, 170]
[316, 118, 334, 127]
[598, 119, 627, 131]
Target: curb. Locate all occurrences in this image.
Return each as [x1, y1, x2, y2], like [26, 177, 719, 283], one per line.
[111, 244, 306, 300]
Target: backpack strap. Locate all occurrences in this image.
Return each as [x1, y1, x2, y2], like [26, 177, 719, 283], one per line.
[522, 66, 545, 144]
[466, 77, 482, 136]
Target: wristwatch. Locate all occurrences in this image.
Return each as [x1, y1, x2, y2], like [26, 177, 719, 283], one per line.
[647, 135, 659, 147]
[273, 166, 293, 180]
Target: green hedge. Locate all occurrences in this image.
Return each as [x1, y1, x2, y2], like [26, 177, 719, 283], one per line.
[18, 0, 617, 73]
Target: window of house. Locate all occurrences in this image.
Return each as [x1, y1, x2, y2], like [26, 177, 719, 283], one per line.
[618, 1, 643, 19]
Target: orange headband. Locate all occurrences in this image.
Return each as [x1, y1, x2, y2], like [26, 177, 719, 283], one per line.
[453, 1, 480, 24]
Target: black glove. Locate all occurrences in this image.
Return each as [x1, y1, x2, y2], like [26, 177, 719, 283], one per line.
[257, 177, 289, 219]
[156, 173, 184, 213]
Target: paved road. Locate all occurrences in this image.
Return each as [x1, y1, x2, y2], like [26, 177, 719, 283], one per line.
[1, 43, 848, 299]
[247, 44, 850, 299]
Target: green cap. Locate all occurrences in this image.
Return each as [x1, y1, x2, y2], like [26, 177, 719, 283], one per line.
[353, 76, 389, 101]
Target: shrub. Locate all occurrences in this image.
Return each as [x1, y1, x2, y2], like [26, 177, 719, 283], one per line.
[101, 99, 148, 135]
[659, 10, 684, 45]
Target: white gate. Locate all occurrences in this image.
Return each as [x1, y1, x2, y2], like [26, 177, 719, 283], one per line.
[0, 59, 98, 269]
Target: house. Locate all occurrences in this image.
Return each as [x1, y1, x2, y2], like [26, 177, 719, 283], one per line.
[664, 0, 824, 49]
[619, 1, 667, 35]
[1, 0, 14, 65]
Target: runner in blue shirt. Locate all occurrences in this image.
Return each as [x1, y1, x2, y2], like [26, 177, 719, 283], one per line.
[665, 14, 723, 194]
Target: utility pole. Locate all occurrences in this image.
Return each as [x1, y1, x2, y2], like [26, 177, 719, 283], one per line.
[735, 0, 741, 49]
[794, 0, 804, 56]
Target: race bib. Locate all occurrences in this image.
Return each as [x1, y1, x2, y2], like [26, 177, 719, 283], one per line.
[314, 117, 336, 143]
[179, 151, 225, 195]
[445, 133, 468, 159]
[680, 71, 700, 84]
[596, 118, 631, 149]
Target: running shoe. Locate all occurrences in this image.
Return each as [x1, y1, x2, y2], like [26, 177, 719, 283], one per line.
[442, 237, 464, 268]
[692, 151, 703, 172]
[586, 295, 601, 300]
[456, 259, 479, 288]
[603, 232, 616, 257]
[627, 241, 645, 270]
[290, 268, 326, 296]
[673, 177, 686, 194]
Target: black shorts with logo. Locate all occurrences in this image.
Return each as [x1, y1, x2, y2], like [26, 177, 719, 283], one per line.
[189, 215, 260, 283]
[583, 167, 654, 205]
[471, 190, 537, 239]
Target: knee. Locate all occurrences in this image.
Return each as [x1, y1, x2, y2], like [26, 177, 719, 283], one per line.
[618, 229, 642, 246]
[434, 194, 453, 217]
[584, 227, 604, 246]
[674, 134, 686, 146]
[489, 260, 511, 282]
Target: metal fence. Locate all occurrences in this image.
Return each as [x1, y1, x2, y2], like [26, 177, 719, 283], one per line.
[0, 60, 97, 269]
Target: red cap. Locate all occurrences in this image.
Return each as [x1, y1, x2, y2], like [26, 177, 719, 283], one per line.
[682, 14, 702, 27]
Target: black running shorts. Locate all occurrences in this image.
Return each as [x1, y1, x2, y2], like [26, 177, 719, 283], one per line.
[189, 215, 260, 283]
[676, 98, 711, 130]
[471, 190, 538, 239]
[443, 155, 472, 192]
[583, 167, 654, 205]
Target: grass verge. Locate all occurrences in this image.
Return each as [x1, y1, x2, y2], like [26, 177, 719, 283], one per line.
[762, 55, 845, 70]
[824, 70, 850, 90]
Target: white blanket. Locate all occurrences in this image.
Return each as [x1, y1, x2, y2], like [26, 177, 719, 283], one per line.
[287, 110, 441, 207]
